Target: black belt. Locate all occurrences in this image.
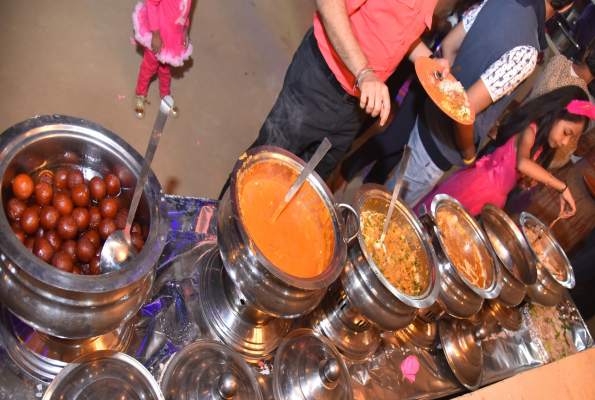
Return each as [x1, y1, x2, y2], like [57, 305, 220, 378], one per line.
[309, 32, 359, 105]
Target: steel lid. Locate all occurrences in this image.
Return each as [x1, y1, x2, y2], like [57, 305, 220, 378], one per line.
[395, 317, 439, 350]
[486, 299, 522, 332]
[439, 317, 487, 391]
[160, 341, 263, 400]
[273, 329, 353, 400]
[43, 350, 163, 400]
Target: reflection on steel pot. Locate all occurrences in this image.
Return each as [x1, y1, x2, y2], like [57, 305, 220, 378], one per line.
[0, 115, 167, 339]
[480, 204, 537, 307]
[520, 212, 575, 307]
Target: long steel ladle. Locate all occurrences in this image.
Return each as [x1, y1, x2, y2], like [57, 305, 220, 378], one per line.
[100, 96, 174, 274]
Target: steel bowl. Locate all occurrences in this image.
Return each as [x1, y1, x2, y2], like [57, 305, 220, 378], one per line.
[480, 204, 537, 307]
[218, 146, 356, 319]
[0, 115, 167, 339]
[520, 212, 575, 307]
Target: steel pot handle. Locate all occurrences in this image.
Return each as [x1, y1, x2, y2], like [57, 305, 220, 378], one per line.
[336, 203, 360, 243]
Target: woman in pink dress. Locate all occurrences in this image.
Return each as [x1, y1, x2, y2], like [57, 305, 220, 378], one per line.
[132, 0, 193, 119]
[415, 86, 594, 218]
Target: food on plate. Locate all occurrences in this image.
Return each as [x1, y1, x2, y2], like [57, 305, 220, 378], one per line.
[529, 303, 577, 361]
[525, 227, 566, 281]
[360, 208, 427, 296]
[437, 79, 472, 122]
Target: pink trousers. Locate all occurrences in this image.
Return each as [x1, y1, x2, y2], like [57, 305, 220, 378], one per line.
[135, 49, 171, 98]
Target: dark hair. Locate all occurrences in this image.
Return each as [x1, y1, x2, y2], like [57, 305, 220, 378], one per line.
[585, 36, 595, 77]
[549, 0, 573, 11]
[495, 86, 589, 168]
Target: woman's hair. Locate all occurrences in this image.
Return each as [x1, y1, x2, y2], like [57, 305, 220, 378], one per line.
[495, 86, 590, 168]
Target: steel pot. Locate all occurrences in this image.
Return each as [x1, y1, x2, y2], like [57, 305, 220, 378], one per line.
[480, 204, 537, 307]
[520, 212, 575, 307]
[218, 146, 356, 319]
[0, 115, 167, 339]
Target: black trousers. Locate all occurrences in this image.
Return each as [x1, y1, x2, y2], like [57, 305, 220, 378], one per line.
[218, 28, 366, 199]
[339, 78, 428, 185]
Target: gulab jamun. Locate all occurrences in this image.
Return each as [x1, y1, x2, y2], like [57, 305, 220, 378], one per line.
[57, 215, 78, 240]
[67, 170, 84, 190]
[11, 226, 26, 244]
[45, 230, 63, 251]
[100, 198, 118, 219]
[61, 240, 78, 264]
[89, 177, 107, 201]
[89, 256, 101, 275]
[35, 227, 45, 238]
[131, 222, 141, 234]
[76, 237, 95, 263]
[88, 206, 102, 231]
[20, 207, 40, 235]
[38, 170, 54, 185]
[34, 182, 54, 207]
[12, 174, 35, 200]
[71, 185, 90, 208]
[7, 198, 27, 220]
[115, 212, 127, 230]
[53, 193, 74, 216]
[82, 230, 101, 249]
[104, 174, 121, 196]
[54, 169, 69, 190]
[33, 237, 54, 263]
[25, 236, 36, 252]
[72, 207, 90, 231]
[40, 206, 61, 230]
[98, 218, 117, 241]
[51, 251, 74, 273]
[131, 232, 144, 252]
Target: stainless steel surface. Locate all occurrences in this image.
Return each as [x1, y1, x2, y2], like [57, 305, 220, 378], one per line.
[0, 115, 168, 339]
[533, 215, 561, 244]
[521, 212, 575, 307]
[273, 328, 353, 400]
[101, 96, 173, 273]
[218, 146, 353, 319]
[418, 195, 502, 319]
[439, 317, 487, 391]
[394, 317, 439, 350]
[43, 350, 163, 400]
[270, 138, 331, 222]
[480, 204, 537, 307]
[160, 340, 263, 400]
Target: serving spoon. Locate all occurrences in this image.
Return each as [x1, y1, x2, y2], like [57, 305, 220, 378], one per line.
[373, 145, 412, 253]
[532, 215, 561, 246]
[100, 95, 174, 274]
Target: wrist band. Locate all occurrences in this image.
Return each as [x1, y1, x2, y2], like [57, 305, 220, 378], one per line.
[462, 155, 476, 165]
[354, 66, 374, 90]
[545, 172, 552, 187]
[557, 180, 568, 195]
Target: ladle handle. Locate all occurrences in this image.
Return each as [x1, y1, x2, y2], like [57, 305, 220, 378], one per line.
[126, 96, 174, 232]
[379, 145, 411, 244]
[337, 203, 360, 243]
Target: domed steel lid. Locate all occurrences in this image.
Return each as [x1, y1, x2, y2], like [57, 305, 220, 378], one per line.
[160, 341, 263, 400]
[439, 317, 487, 391]
[43, 350, 163, 400]
[395, 317, 439, 350]
[486, 299, 522, 332]
[273, 329, 353, 400]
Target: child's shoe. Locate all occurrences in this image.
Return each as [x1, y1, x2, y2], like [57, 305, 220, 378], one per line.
[134, 95, 148, 119]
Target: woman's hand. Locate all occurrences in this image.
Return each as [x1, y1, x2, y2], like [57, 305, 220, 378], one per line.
[151, 30, 164, 54]
[183, 27, 190, 49]
[559, 188, 576, 218]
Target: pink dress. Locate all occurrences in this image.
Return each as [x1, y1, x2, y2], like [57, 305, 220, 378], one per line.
[415, 124, 542, 216]
[133, 0, 193, 67]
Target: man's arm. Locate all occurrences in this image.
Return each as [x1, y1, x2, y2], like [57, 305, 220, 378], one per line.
[453, 79, 492, 161]
[440, 22, 466, 65]
[315, 0, 391, 125]
[407, 38, 451, 76]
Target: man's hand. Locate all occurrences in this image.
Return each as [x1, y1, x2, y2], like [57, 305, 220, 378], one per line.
[183, 27, 190, 49]
[434, 58, 451, 78]
[151, 30, 164, 54]
[358, 71, 391, 126]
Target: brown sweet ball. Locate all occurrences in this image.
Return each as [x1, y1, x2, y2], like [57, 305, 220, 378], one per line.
[38, 170, 54, 185]
[34, 182, 54, 207]
[98, 218, 117, 241]
[61, 240, 78, 264]
[72, 265, 81, 275]
[11, 226, 26, 244]
[11, 220, 21, 230]
[115, 212, 127, 230]
[80, 264, 90, 275]
[35, 227, 45, 238]
[76, 237, 95, 263]
[131, 232, 144, 252]
[20, 207, 40, 235]
[45, 230, 63, 251]
[25, 236, 35, 252]
[82, 230, 100, 249]
[89, 177, 107, 201]
[95, 245, 103, 257]
[54, 169, 69, 190]
[12, 174, 35, 200]
[88, 206, 102, 231]
[31, 204, 42, 215]
[72, 207, 90, 231]
[100, 197, 118, 219]
[7, 198, 27, 220]
[51, 251, 74, 273]
[71, 185, 90, 208]
[33, 237, 54, 263]
[53, 193, 74, 216]
[104, 174, 121, 197]
[131, 222, 141, 235]
[88, 256, 101, 275]
[40, 206, 60, 230]
[67, 170, 84, 190]
[57, 215, 78, 240]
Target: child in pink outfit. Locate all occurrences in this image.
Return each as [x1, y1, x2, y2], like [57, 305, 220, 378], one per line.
[132, 0, 193, 119]
[415, 86, 593, 218]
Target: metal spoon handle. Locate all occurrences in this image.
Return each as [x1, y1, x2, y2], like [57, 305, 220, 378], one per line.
[533, 215, 561, 244]
[126, 96, 174, 231]
[270, 138, 332, 222]
[379, 145, 411, 244]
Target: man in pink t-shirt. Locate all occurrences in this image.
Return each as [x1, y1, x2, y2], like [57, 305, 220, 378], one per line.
[219, 0, 448, 198]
